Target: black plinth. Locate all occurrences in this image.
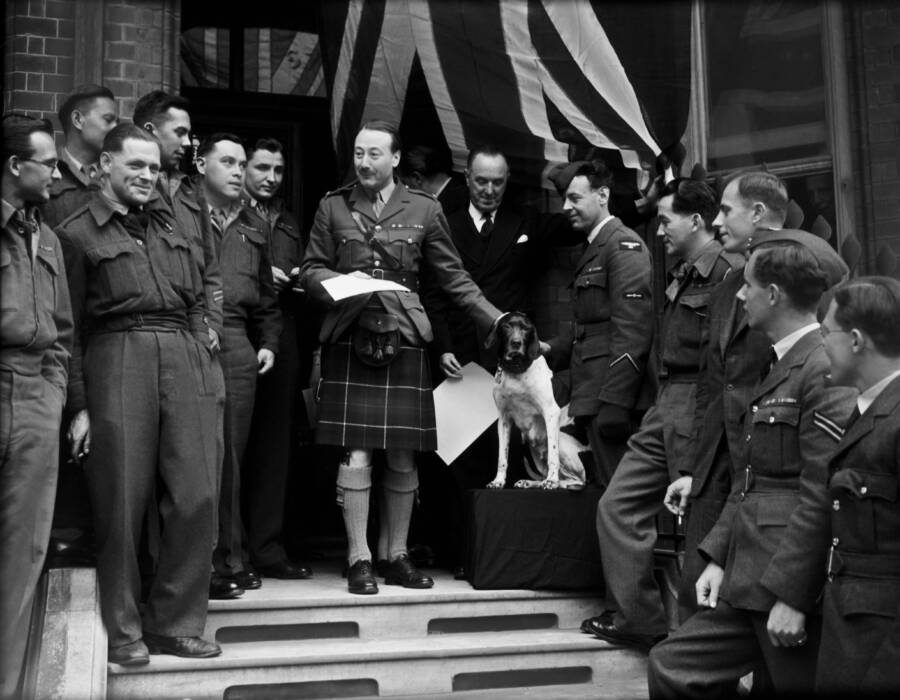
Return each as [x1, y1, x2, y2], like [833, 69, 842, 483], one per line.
[464, 487, 605, 591]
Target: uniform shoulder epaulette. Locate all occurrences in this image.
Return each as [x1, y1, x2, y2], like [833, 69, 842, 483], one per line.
[405, 185, 438, 200]
[324, 181, 357, 198]
[721, 250, 746, 269]
[55, 201, 92, 232]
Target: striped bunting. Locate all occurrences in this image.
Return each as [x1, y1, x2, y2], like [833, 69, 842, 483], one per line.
[813, 410, 845, 443]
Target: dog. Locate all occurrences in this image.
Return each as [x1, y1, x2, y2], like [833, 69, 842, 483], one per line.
[484, 312, 587, 490]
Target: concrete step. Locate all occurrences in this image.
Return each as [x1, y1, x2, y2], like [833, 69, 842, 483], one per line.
[205, 561, 602, 643]
[108, 629, 648, 699]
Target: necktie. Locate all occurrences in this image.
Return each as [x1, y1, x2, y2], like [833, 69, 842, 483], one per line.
[480, 213, 493, 237]
[372, 193, 384, 218]
[210, 209, 225, 233]
[760, 346, 777, 381]
[846, 406, 861, 428]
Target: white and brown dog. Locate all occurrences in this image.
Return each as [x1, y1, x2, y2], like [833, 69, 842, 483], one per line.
[485, 312, 586, 490]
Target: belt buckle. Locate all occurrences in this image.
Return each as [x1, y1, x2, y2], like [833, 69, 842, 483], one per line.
[371, 268, 385, 280]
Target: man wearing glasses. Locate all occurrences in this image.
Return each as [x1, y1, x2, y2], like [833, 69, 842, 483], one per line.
[0, 114, 73, 698]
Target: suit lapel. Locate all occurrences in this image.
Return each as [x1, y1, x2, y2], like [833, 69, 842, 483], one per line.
[830, 375, 900, 461]
[749, 329, 820, 403]
[449, 210, 484, 266]
[574, 217, 618, 275]
[718, 275, 742, 357]
[347, 185, 377, 223]
[481, 208, 521, 275]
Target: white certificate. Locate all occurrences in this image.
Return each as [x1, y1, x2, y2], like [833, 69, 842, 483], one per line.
[321, 274, 409, 301]
[433, 362, 499, 465]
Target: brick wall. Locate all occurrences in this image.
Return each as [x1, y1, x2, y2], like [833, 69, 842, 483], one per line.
[3, 0, 178, 132]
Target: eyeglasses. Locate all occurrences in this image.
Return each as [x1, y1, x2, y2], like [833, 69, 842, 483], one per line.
[22, 158, 59, 171]
[820, 325, 851, 338]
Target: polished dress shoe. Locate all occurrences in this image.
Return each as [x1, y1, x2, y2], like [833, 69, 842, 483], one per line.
[257, 560, 312, 579]
[580, 609, 615, 634]
[383, 553, 434, 589]
[234, 569, 262, 590]
[347, 559, 379, 595]
[144, 632, 222, 658]
[108, 639, 149, 666]
[589, 616, 666, 652]
[210, 574, 244, 599]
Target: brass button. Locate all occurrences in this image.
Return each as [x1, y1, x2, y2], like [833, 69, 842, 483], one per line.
[861, 486, 868, 495]
[374, 225, 383, 232]
[407, 237, 413, 244]
[136, 240, 144, 246]
[751, 405, 758, 413]
[832, 537, 840, 546]
[832, 499, 840, 511]
[769, 416, 775, 424]
[374, 260, 381, 267]
[726, 384, 735, 391]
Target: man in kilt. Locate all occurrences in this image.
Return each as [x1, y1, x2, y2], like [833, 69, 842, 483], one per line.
[300, 121, 502, 595]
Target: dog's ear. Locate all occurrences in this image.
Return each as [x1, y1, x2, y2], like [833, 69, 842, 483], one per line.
[484, 311, 510, 349]
[527, 326, 541, 360]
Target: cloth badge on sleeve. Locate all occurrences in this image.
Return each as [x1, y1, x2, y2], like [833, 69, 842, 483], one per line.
[813, 410, 845, 442]
[609, 352, 640, 373]
[623, 292, 646, 300]
[619, 241, 642, 251]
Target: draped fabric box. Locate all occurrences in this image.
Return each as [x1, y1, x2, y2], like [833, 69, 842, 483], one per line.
[464, 487, 605, 590]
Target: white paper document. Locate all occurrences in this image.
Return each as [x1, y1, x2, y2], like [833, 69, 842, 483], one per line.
[433, 362, 499, 465]
[321, 274, 409, 301]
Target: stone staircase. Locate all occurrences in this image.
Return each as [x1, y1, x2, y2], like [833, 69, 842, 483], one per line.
[104, 561, 648, 699]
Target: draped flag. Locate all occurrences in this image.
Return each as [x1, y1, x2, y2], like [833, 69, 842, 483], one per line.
[319, 0, 691, 185]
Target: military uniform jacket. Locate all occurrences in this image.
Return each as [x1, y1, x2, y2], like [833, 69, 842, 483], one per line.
[42, 155, 97, 230]
[1, 204, 72, 390]
[699, 330, 857, 613]
[243, 197, 306, 315]
[57, 192, 209, 412]
[212, 205, 281, 353]
[684, 271, 771, 495]
[425, 204, 574, 370]
[824, 374, 900, 685]
[301, 181, 501, 346]
[546, 216, 654, 416]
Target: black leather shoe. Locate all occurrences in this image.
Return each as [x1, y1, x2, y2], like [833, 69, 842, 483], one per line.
[45, 534, 96, 568]
[210, 574, 244, 599]
[144, 632, 221, 658]
[256, 560, 312, 579]
[589, 617, 666, 652]
[108, 639, 149, 666]
[348, 559, 379, 595]
[383, 553, 434, 589]
[580, 610, 615, 634]
[234, 569, 262, 590]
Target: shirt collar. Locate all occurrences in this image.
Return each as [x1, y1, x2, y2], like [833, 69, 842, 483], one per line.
[687, 238, 724, 279]
[772, 322, 820, 360]
[87, 191, 130, 226]
[434, 175, 451, 198]
[61, 147, 98, 186]
[587, 214, 615, 245]
[858, 368, 900, 415]
[1, 198, 42, 230]
[468, 201, 496, 231]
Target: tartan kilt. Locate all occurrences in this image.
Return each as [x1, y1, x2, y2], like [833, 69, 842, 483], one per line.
[315, 339, 437, 451]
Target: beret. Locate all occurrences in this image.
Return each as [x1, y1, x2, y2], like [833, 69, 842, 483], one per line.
[749, 228, 849, 288]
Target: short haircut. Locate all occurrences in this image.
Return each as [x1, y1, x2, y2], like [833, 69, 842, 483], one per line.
[833, 276, 900, 357]
[658, 178, 718, 230]
[466, 144, 506, 170]
[247, 137, 283, 160]
[58, 85, 115, 134]
[196, 132, 244, 159]
[2, 113, 54, 164]
[132, 90, 190, 130]
[750, 242, 830, 313]
[403, 144, 452, 177]
[571, 158, 613, 190]
[102, 123, 160, 155]
[357, 120, 401, 153]
[728, 170, 788, 227]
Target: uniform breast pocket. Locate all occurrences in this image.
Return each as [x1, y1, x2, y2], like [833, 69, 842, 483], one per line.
[678, 291, 711, 317]
[752, 405, 801, 470]
[85, 240, 144, 301]
[574, 270, 608, 316]
[272, 221, 302, 269]
[36, 245, 61, 312]
[830, 470, 899, 549]
[158, 233, 195, 293]
[0, 248, 21, 313]
[386, 227, 424, 268]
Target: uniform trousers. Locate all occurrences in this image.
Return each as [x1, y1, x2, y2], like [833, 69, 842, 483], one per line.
[0, 371, 62, 698]
[244, 309, 299, 567]
[647, 599, 821, 698]
[596, 380, 696, 635]
[214, 326, 258, 576]
[82, 329, 215, 647]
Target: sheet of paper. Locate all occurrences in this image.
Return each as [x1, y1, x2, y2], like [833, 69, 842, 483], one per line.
[433, 362, 499, 465]
[321, 274, 409, 301]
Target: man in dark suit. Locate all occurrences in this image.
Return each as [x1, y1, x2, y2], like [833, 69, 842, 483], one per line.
[547, 159, 655, 488]
[817, 276, 900, 694]
[401, 144, 468, 216]
[648, 238, 856, 697]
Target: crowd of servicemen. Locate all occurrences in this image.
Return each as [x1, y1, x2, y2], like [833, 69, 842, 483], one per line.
[1, 81, 898, 699]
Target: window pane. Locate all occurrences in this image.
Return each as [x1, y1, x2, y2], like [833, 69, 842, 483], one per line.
[705, 1, 827, 171]
[243, 29, 326, 96]
[180, 27, 230, 89]
[783, 170, 836, 239]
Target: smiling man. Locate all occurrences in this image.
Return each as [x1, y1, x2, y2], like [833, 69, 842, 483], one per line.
[300, 121, 502, 596]
[546, 158, 654, 489]
[197, 133, 281, 593]
[57, 123, 220, 665]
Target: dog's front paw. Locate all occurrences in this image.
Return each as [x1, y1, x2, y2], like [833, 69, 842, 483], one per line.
[486, 479, 505, 489]
[539, 478, 561, 490]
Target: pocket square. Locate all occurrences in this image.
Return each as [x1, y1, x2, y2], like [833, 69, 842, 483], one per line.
[516, 234, 529, 244]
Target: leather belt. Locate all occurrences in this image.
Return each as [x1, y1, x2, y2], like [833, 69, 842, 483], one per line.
[828, 550, 900, 581]
[660, 367, 699, 383]
[366, 268, 418, 291]
[574, 320, 610, 339]
[92, 310, 188, 333]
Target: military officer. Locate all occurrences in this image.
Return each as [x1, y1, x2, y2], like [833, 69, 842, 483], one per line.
[197, 133, 281, 592]
[587, 178, 743, 650]
[817, 276, 900, 694]
[1, 114, 72, 699]
[58, 123, 220, 665]
[648, 236, 856, 697]
[300, 120, 502, 596]
[546, 159, 655, 488]
[241, 137, 314, 580]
